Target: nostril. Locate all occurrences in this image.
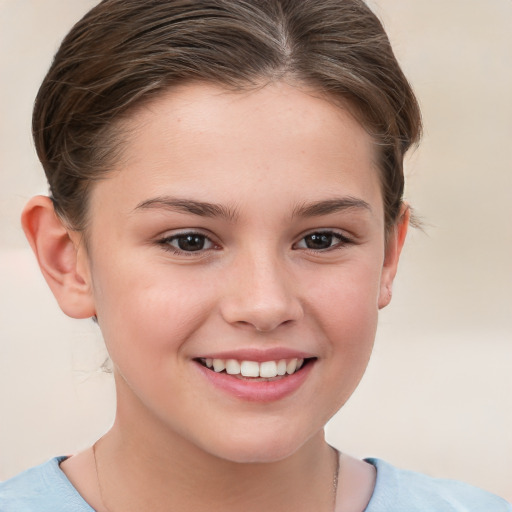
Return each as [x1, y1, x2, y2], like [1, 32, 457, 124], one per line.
[253, 318, 294, 332]
[233, 320, 263, 331]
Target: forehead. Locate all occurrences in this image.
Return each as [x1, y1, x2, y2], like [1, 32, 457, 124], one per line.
[92, 81, 383, 221]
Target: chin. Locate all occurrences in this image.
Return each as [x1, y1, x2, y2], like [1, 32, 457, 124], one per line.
[196, 423, 321, 465]
[209, 443, 298, 465]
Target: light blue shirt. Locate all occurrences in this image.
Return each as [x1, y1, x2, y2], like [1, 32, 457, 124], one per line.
[1, 456, 510, 511]
[363, 458, 511, 511]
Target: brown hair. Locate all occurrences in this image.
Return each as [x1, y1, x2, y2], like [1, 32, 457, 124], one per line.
[33, 0, 421, 231]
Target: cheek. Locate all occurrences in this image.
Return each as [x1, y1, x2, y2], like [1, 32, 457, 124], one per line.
[304, 260, 381, 379]
[307, 257, 382, 328]
[91, 263, 215, 371]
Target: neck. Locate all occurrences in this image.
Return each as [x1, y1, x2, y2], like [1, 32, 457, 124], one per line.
[95, 383, 337, 512]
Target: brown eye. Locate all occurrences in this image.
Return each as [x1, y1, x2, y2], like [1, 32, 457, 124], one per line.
[160, 232, 215, 253]
[295, 231, 352, 251]
[304, 233, 335, 250]
[176, 234, 207, 251]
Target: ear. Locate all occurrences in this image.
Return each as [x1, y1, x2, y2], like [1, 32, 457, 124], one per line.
[378, 204, 410, 309]
[21, 195, 96, 319]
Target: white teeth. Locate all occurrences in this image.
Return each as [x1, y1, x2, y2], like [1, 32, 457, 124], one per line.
[206, 357, 307, 378]
[276, 360, 287, 376]
[213, 359, 225, 372]
[286, 358, 298, 374]
[225, 359, 241, 375]
[260, 361, 278, 378]
[241, 361, 260, 377]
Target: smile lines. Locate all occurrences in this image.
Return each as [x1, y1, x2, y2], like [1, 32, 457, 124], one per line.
[198, 358, 308, 379]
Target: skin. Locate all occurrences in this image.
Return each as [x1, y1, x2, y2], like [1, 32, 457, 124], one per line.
[23, 81, 408, 512]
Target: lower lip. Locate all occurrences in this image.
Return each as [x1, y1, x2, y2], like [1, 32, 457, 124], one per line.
[195, 361, 315, 402]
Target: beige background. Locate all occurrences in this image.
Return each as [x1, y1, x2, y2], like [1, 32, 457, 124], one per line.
[1, 0, 511, 502]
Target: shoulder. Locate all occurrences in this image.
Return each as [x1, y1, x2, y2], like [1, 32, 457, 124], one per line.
[0, 457, 94, 512]
[363, 458, 512, 512]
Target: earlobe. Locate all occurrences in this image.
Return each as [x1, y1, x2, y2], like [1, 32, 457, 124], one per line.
[378, 205, 410, 309]
[21, 195, 96, 319]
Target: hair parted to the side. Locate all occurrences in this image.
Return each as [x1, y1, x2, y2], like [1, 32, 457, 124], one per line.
[33, 0, 421, 232]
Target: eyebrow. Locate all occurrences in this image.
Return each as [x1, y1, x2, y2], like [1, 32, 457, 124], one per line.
[292, 197, 372, 218]
[134, 195, 371, 221]
[134, 196, 239, 221]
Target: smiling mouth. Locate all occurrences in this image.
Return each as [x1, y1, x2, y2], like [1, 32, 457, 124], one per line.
[196, 357, 315, 380]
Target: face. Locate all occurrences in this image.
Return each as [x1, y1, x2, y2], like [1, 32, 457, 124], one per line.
[76, 82, 404, 463]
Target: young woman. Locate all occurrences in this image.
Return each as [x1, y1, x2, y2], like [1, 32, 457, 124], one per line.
[1, 1, 510, 511]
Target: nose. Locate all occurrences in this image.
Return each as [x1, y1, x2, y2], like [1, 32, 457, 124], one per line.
[220, 251, 303, 333]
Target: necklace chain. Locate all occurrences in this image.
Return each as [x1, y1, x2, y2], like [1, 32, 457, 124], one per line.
[93, 441, 340, 512]
[332, 446, 341, 510]
[93, 441, 112, 512]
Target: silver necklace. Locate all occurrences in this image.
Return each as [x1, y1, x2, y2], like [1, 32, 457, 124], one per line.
[332, 446, 341, 509]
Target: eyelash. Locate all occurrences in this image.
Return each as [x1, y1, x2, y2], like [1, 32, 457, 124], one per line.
[157, 230, 353, 255]
[157, 231, 218, 255]
[294, 230, 353, 252]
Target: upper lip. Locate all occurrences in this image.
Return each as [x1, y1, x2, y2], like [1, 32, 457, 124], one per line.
[194, 348, 316, 362]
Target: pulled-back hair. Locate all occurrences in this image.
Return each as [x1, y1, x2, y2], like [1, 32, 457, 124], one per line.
[33, 0, 421, 231]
